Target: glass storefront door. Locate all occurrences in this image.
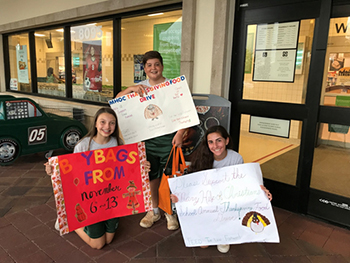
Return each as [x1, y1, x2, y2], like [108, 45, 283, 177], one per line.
[238, 19, 314, 191]
[231, 1, 350, 226]
[308, 17, 350, 227]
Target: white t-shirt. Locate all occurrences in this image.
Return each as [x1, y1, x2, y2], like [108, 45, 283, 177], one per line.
[213, 149, 244, 169]
[138, 78, 169, 87]
[74, 137, 118, 153]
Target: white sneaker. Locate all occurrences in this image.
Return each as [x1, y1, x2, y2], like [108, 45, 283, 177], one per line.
[140, 211, 161, 228]
[54, 218, 60, 231]
[217, 244, 230, 253]
[165, 213, 179, 230]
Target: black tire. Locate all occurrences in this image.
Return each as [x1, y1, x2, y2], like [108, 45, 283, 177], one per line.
[0, 138, 20, 165]
[61, 128, 82, 151]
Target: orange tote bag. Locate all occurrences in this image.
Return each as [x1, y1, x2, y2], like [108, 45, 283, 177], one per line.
[158, 146, 188, 214]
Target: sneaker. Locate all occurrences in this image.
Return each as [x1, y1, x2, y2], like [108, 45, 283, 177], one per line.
[54, 218, 60, 231]
[140, 211, 161, 228]
[165, 213, 179, 230]
[217, 244, 230, 253]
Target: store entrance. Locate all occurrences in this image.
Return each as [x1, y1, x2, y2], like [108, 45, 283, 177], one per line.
[229, 0, 350, 227]
[309, 15, 350, 227]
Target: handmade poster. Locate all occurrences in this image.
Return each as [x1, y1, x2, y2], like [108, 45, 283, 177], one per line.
[168, 163, 280, 247]
[108, 75, 200, 144]
[49, 142, 152, 235]
[83, 40, 102, 92]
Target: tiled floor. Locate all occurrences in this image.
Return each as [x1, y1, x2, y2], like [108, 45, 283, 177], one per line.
[1, 152, 350, 263]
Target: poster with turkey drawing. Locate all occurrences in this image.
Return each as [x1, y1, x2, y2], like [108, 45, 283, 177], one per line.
[48, 142, 152, 235]
[108, 75, 199, 144]
[168, 163, 280, 246]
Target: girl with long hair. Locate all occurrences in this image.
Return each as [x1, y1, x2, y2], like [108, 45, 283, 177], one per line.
[171, 125, 272, 253]
[45, 107, 149, 249]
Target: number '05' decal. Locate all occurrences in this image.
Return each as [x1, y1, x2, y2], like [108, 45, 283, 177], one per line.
[28, 126, 47, 145]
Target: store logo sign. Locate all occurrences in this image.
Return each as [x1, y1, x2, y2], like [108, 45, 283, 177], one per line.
[335, 23, 349, 34]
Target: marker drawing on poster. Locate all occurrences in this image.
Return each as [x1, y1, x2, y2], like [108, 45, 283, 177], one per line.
[168, 163, 280, 247]
[108, 75, 199, 144]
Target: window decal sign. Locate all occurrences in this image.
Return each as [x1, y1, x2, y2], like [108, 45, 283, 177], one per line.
[168, 163, 280, 247]
[108, 75, 200, 144]
[48, 142, 151, 235]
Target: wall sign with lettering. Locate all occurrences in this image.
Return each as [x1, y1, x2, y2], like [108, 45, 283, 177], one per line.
[249, 116, 290, 138]
[253, 21, 300, 82]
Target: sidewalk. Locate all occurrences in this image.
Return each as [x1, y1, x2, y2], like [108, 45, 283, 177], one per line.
[1, 151, 350, 263]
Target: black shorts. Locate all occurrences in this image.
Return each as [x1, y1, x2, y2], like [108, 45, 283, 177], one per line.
[84, 218, 119, 239]
[145, 133, 174, 181]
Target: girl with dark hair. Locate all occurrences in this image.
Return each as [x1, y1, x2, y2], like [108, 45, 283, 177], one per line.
[189, 125, 239, 173]
[45, 107, 150, 249]
[171, 125, 272, 253]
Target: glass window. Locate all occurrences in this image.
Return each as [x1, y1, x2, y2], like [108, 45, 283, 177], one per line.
[239, 114, 301, 185]
[312, 122, 350, 197]
[71, 21, 113, 102]
[8, 34, 31, 92]
[0, 102, 4, 120]
[243, 19, 314, 104]
[35, 28, 66, 97]
[321, 18, 350, 107]
[5, 100, 42, 120]
[121, 10, 182, 88]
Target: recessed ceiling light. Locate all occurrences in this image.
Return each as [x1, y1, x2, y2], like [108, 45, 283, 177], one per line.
[34, 33, 45, 37]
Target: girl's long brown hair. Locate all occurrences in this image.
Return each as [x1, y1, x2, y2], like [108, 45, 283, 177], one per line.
[189, 125, 233, 173]
[83, 107, 123, 150]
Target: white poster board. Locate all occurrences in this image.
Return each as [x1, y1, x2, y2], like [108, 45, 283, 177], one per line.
[16, 44, 29, 84]
[168, 163, 280, 247]
[109, 76, 199, 144]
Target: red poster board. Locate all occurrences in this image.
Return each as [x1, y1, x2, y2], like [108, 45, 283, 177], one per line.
[49, 142, 151, 235]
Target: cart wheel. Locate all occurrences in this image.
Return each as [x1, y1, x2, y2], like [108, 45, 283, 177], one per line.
[61, 128, 82, 151]
[0, 138, 20, 165]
